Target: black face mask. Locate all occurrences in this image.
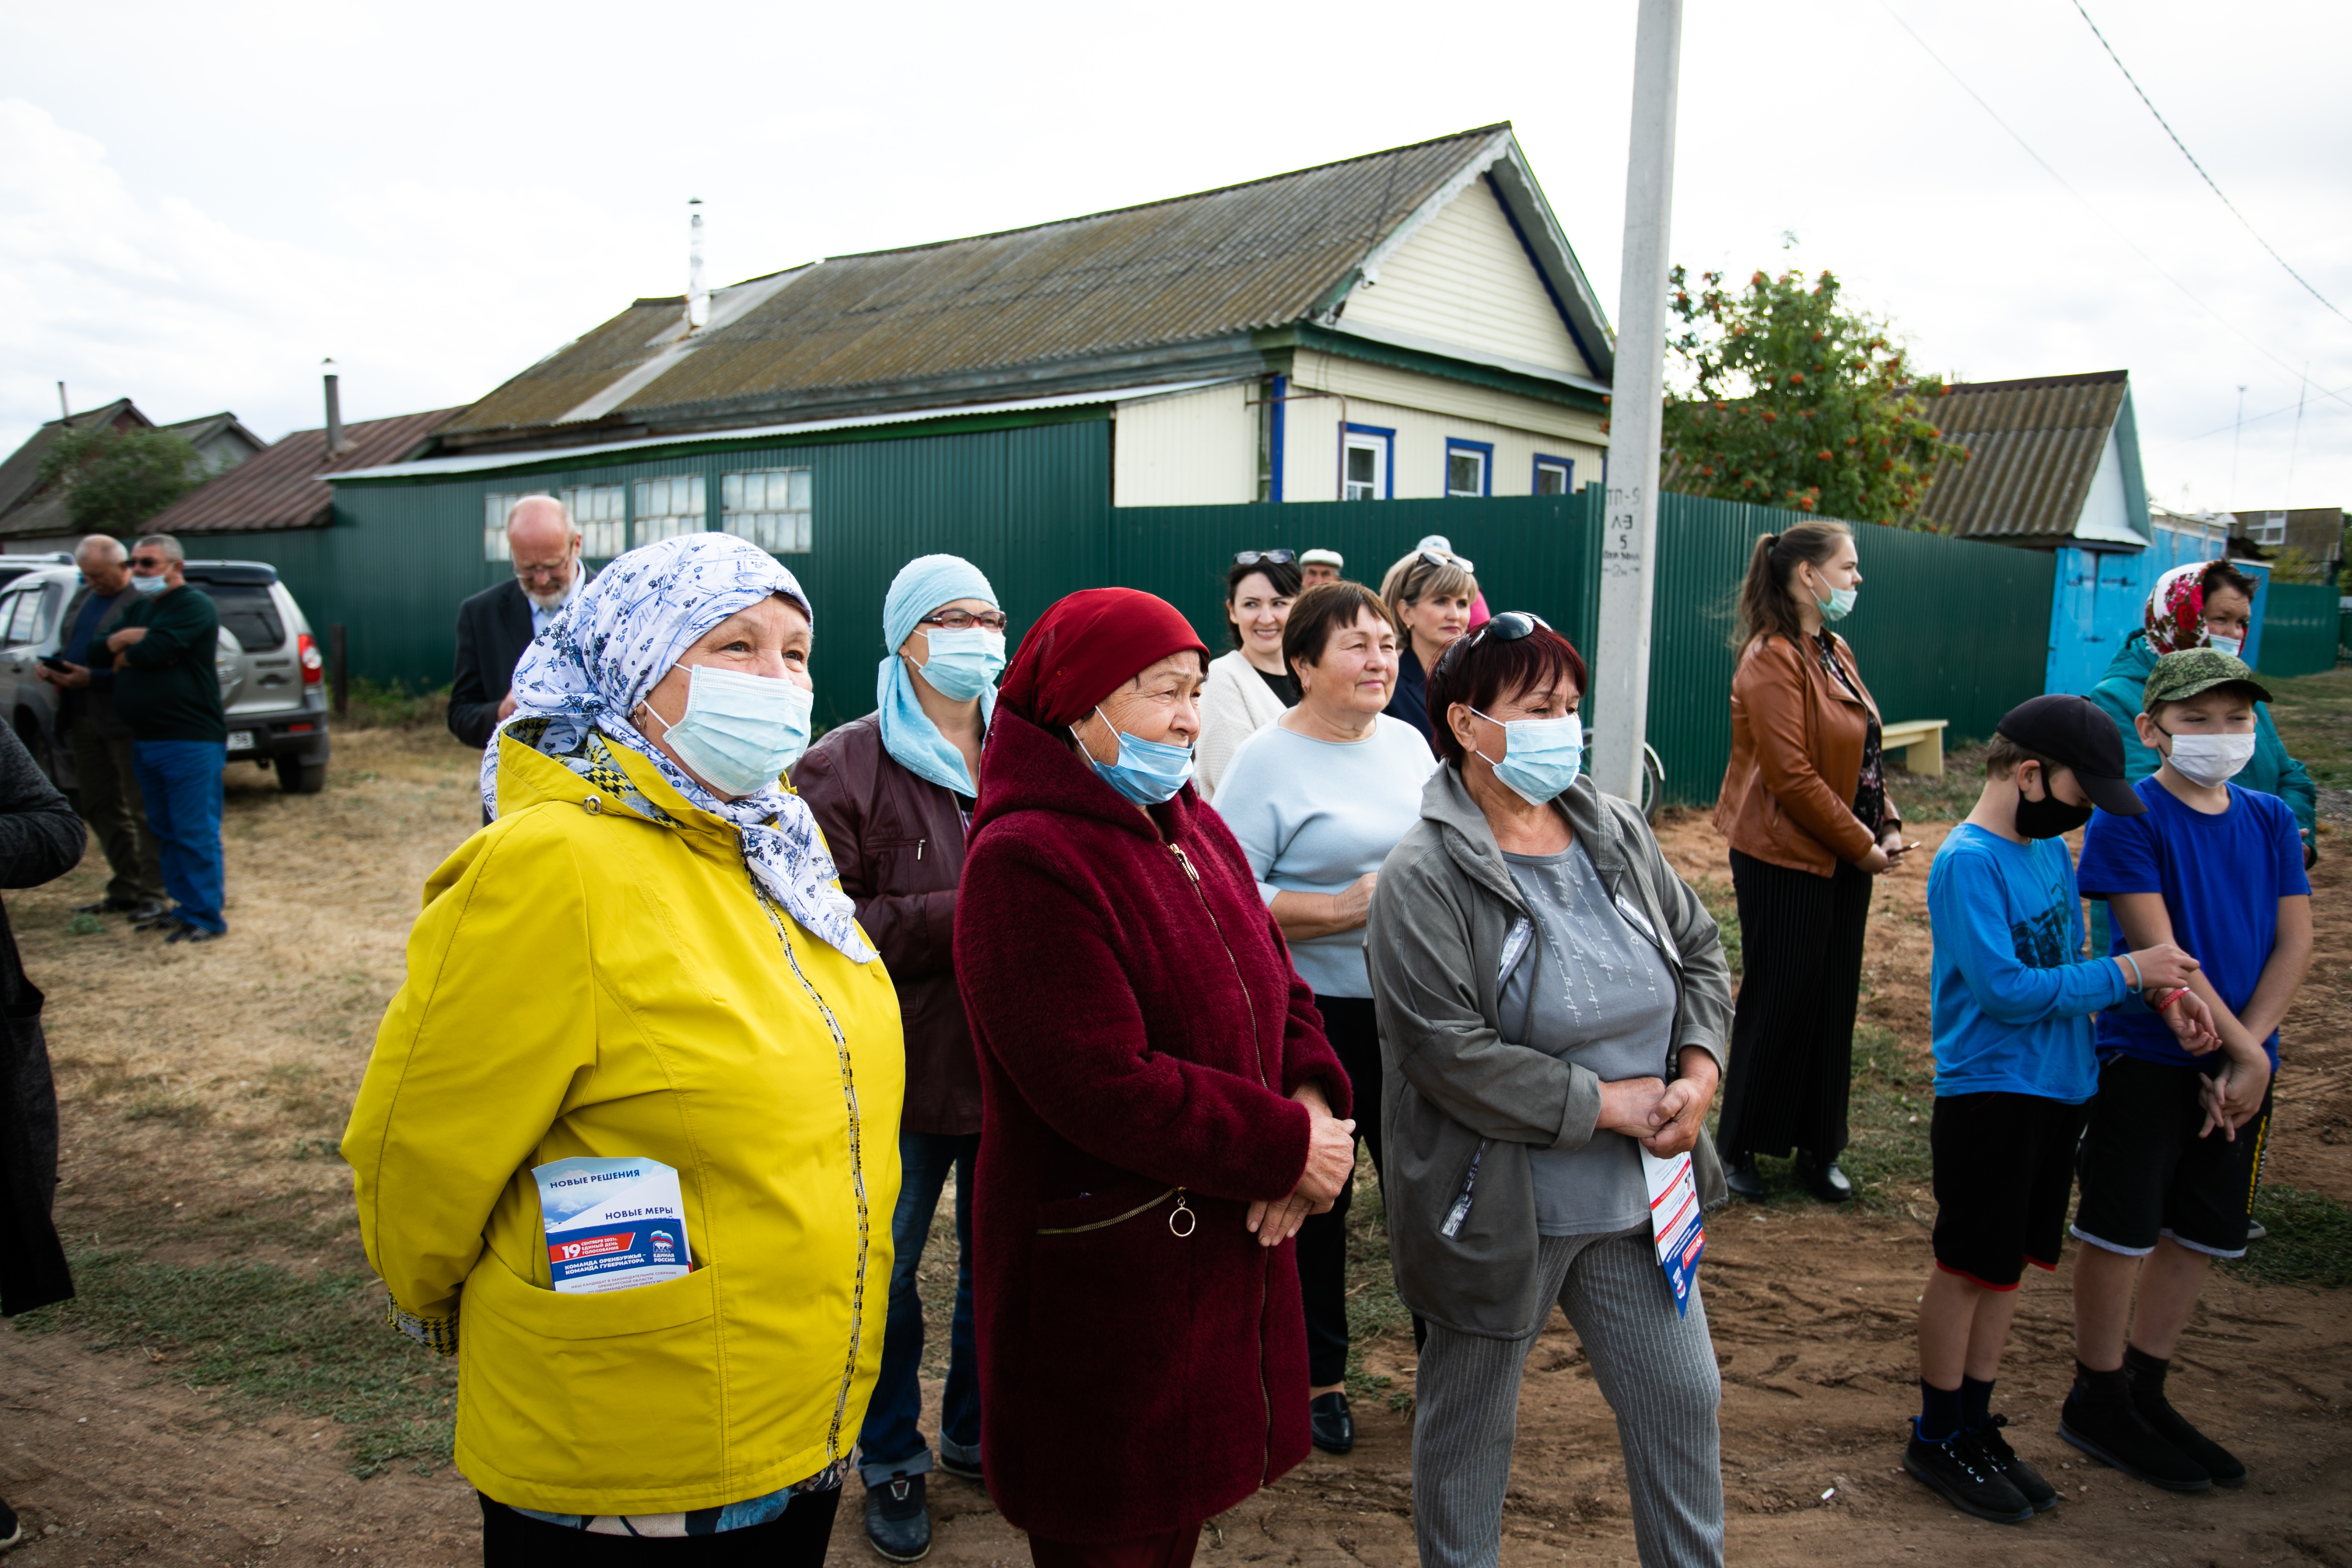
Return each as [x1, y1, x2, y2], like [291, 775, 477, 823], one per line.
[2015, 773, 2094, 840]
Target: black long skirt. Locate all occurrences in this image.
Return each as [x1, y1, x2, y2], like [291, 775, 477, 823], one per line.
[1715, 848, 1874, 1162]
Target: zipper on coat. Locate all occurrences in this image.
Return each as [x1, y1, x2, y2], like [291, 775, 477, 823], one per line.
[916, 839, 925, 861]
[1034, 1186, 1195, 1236]
[1168, 839, 1276, 1482]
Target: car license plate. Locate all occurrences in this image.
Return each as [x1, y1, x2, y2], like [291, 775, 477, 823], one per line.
[226, 731, 255, 753]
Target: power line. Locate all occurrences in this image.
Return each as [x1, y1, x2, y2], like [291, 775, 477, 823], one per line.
[2067, 0, 2351, 332]
[2184, 381, 2352, 441]
[1879, 5, 2352, 416]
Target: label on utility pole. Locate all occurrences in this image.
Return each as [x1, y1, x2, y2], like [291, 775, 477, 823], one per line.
[1604, 482, 1646, 572]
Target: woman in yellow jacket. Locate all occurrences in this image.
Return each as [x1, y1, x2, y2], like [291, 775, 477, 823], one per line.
[344, 533, 903, 1561]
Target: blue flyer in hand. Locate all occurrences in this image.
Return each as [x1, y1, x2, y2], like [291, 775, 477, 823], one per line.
[1641, 1149, 1706, 1318]
[532, 1156, 692, 1295]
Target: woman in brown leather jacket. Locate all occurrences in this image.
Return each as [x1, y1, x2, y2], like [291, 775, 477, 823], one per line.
[794, 553, 1005, 1561]
[1712, 522, 1915, 1203]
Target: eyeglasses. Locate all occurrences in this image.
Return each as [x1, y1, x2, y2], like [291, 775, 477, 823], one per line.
[512, 563, 571, 582]
[1233, 549, 1295, 566]
[1420, 547, 1476, 573]
[917, 609, 1008, 632]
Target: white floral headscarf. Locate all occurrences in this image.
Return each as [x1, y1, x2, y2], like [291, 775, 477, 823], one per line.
[481, 532, 875, 965]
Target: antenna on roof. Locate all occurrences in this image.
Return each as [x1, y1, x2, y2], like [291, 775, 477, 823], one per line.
[686, 198, 709, 331]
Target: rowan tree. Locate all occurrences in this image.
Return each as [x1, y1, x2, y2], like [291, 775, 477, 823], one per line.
[1658, 264, 1963, 525]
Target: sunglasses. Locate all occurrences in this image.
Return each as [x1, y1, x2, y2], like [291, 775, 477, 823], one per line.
[917, 609, 1008, 632]
[1470, 610, 1549, 644]
[1233, 549, 1295, 566]
[131, 556, 167, 569]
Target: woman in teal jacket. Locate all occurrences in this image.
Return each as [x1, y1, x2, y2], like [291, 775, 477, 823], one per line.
[2086, 558, 2316, 864]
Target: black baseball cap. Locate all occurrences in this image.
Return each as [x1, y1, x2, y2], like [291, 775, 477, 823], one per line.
[1995, 694, 2146, 816]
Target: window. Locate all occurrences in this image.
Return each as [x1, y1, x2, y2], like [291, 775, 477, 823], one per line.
[721, 468, 812, 554]
[1445, 439, 1493, 498]
[0, 590, 39, 647]
[482, 492, 533, 561]
[2252, 511, 2288, 547]
[207, 584, 285, 652]
[1533, 455, 1575, 496]
[562, 485, 627, 559]
[633, 474, 707, 547]
[1340, 424, 1393, 502]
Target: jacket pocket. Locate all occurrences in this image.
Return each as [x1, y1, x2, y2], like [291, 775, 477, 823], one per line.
[458, 1254, 723, 1493]
[1032, 1182, 1185, 1236]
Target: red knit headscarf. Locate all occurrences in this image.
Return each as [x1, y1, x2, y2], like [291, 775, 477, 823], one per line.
[998, 588, 1209, 730]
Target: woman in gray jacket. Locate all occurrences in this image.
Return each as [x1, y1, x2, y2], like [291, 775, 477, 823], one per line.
[1365, 613, 1733, 1568]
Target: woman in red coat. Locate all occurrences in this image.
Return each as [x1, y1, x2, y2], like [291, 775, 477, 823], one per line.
[956, 588, 1357, 1568]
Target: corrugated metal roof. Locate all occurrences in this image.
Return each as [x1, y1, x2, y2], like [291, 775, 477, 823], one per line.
[143, 408, 458, 534]
[442, 125, 1598, 450]
[1905, 370, 2130, 543]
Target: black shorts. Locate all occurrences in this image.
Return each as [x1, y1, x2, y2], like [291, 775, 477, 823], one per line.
[1930, 1091, 2089, 1289]
[2072, 1053, 2275, 1260]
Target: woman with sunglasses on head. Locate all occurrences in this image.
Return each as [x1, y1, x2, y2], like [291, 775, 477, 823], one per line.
[1713, 522, 1913, 1206]
[794, 554, 1007, 1560]
[1379, 547, 1478, 748]
[1365, 611, 1733, 1568]
[1211, 580, 1437, 1456]
[1196, 550, 1303, 803]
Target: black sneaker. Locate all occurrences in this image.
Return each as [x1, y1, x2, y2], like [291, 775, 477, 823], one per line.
[1723, 1157, 1766, 1202]
[2128, 1380, 2247, 1489]
[1972, 1417, 2057, 1512]
[936, 1444, 983, 1484]
[0, 1491, 21, 1551]
[1310, 1391, 1355, 1455]
[1903, 1422, 2033, 1523]
[2059, 1390, 2211, 1492]
[863, 1474, 930, 1563]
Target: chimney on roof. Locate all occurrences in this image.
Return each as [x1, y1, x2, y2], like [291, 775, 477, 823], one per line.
[686, 198, 708, 331]
[323, 364, 347, 456]
[56, 381, 69, 420]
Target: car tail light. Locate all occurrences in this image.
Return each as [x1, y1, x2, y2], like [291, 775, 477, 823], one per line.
[298, 631, 324, 686]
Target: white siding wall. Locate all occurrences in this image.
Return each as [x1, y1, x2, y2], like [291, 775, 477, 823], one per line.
[1280, 352, 1605, 504]
[1113, 382, 1257, 506]
[1341, 177, 1592, 379]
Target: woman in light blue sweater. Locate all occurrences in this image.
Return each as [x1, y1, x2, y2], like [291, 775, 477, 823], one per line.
[1213, 580, 1436, 1456]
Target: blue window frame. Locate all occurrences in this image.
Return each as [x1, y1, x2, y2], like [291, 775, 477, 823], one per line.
[1445, 439, 1494, 498]
[1532, 454, 1575, 496]
[1342, 423, 1395, 501]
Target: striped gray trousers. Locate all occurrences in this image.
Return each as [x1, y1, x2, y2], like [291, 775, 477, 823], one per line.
[1411, 1228, 1723, 1568]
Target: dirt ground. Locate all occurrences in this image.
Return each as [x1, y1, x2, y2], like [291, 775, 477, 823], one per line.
[3, 729, 2347, 1568]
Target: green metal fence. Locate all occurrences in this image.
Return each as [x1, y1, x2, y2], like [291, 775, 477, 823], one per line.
[2253, 582, 2343, 678]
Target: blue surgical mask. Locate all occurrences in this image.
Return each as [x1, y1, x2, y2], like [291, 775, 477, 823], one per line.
[644, 663, 814, 796]
[1472, 708, 1584, 805]
[2206, 632, 2243, 658]
[1073, 706, 1195, 806]
[131, 574, 168, 596]
[916, 626, 1006, 702]
[1809, 569, 1858, 623]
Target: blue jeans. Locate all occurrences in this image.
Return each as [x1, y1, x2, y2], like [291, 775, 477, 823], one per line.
[132, 740, 226, 933]
[857, 1131, 980, 1484]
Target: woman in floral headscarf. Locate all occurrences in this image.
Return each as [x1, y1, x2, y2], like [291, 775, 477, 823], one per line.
[2087, 557, 2316, 863]
[345, 533, 903, 1563]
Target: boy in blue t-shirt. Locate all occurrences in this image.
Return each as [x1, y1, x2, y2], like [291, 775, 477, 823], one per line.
[1906, 695, 2213, 1525]
[2069, 649, 2313, 1496]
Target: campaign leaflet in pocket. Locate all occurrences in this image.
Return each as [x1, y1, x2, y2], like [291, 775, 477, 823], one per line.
[532, 1156, 692, 1295]
[1641, 1148, 1705, 1318]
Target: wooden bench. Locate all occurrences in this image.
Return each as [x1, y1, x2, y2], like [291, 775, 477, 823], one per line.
[1880, 718, 1949, 777]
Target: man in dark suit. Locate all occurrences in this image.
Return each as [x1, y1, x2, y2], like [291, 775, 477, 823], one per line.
[449, 496, 588, 750]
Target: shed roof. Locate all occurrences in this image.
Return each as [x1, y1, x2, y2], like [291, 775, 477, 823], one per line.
[144, 408, 457, 534]
[1905, 370, 2133, 544]
[438, 123, 1611, 455]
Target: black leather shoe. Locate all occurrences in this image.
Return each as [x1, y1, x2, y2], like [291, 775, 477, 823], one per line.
[73, 899, 122, 916]
[1723, 1157, 1766, 1202]
[1904, 1424, 2033, 1523]
[863, 1474, 930, 1562]
[936, 1445, 983, 1484]
[1310, 1391, 1355, 1455]
[167, 925, 223, 945]
[1973, 1415, 2057, 1511]
[2059, 1389, 2211, 1492]
[1795, 1153, 1852, 1203]
[134, 912, 185, 933]
[123, 900, 168, 923]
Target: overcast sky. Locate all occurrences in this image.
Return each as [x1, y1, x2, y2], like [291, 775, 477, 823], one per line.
[4, 0, 2347, 515]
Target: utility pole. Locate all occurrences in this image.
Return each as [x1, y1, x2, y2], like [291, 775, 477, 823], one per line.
[1592, 0, 1683, 803]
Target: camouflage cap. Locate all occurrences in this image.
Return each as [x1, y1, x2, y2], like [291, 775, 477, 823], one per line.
[2143, 647, 2273, 710]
